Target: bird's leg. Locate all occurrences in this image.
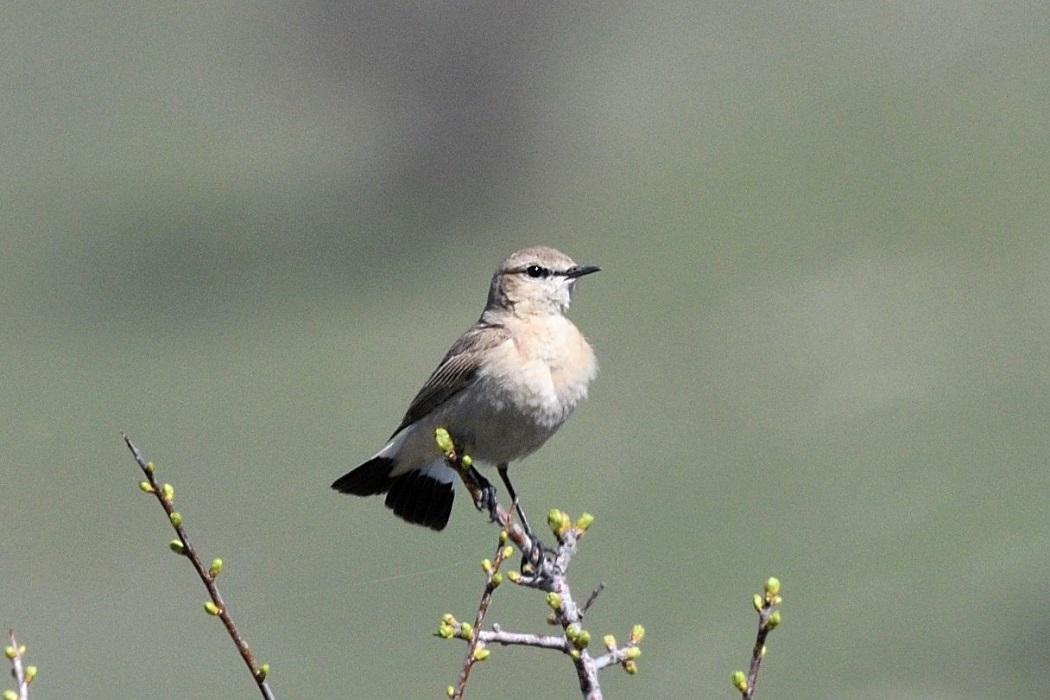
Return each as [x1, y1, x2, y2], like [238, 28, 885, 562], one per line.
[498, 465, 547, 568]
[497, 465, 532, 536]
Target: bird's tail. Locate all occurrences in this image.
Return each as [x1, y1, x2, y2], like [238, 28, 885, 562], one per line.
[332, 458, 456, 531]
[331, 456, 394, 496]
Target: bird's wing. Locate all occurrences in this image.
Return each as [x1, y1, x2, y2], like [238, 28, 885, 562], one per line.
[390, 321, 512, 437]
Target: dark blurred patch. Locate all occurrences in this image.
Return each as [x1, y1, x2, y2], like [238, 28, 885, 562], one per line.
[306, 4, 575, 225]
[61, 4, 599, 327]
[69, 183, 395, 326]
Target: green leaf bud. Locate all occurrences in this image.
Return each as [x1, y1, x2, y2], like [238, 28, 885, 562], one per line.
[767, 610, 782, 629]
[168, 539, 186, 555]
[753, 593, 763, 612]
[764, 577, 781, 598]
[25, 665, 37, 683]
[624, 659, 638, 674]
[575, 512, 595, 531]
[545, 592, 562, 609]
[169, 511, 182, 527]
[139, 481, 154, 493]
[204, 601, 221, 616]
[161, 483, 175, 502]
[209, 558, 223, 578]
[731, 670, 748, 692]
[460, 622, 473, 640]
[472, 647, 490, 662]
[603, 634, 617, 650]
[434, 428, 453, 454]
[257, 664, 269, 680]
[630, 624, 645, 643]
[547, 509, 570, 535]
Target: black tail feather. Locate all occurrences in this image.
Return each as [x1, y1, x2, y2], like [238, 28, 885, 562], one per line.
[333, 457, 454, 530]
[386, 471, 455, 531]
[331, 457, 395, 496]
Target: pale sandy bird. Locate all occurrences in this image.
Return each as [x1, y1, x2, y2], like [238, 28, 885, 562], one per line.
[331, 245, 600, 532]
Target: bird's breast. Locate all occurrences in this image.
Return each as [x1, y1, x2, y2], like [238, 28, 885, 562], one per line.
[508, 316, 596, 409]
[440, 316, 596, 464]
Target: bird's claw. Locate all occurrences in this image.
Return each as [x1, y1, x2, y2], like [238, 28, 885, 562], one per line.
[518, 533, 552, 573]
[468, 472, 501, 523]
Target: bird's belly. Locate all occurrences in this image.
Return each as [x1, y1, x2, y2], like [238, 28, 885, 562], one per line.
[433, 371, 573, 465]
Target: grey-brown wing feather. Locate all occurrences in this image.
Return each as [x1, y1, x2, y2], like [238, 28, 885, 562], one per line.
[390, 321, 511, 437]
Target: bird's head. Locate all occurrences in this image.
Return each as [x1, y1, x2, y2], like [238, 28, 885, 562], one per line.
[487, 246, 600, 317]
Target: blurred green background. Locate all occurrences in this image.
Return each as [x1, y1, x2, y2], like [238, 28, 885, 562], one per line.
[3, 3, 1048, 698]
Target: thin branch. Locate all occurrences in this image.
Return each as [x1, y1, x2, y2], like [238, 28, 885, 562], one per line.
[732, 577, 783, 699]
[122, 433, 275, 700]
[449, 532, 515, 699]
[581, 582, 606, 616]
[476, 628, 568, 650]
[5, 630, 33, 700]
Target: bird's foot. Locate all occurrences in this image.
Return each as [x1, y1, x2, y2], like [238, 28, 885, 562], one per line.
[467, 470, 501, 524]
[518, 533, 553, 574]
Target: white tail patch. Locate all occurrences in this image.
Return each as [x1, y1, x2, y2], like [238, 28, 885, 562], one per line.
[420, 459, 457, 484]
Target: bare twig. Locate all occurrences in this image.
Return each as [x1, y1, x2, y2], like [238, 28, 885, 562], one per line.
[447, 531, 515, 699]
[732, 577, 783, 699]
[581, 582, 606, 615]
[5, 630, 33, 700]
[122, 433, 275, 700]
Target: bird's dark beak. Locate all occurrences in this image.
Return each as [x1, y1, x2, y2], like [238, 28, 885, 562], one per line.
[565, 264, 601, 279]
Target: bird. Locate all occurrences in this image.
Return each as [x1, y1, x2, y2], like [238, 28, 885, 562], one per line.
[331, 245, 600, 532]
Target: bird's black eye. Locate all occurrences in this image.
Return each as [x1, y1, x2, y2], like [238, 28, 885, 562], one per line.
[524, 264, 550, 279]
